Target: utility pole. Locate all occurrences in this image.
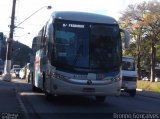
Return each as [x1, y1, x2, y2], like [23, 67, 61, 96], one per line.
[2, 0, 16, 81]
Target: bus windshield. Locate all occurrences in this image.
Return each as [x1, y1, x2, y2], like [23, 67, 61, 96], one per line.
[54, 20, 121, 70]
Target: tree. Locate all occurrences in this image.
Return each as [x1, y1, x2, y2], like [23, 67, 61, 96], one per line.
[143, 1, 160, 82]
[119, 0, 160, 81]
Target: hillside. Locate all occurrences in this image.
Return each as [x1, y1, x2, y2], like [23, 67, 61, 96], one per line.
[1, 40, 32, 68]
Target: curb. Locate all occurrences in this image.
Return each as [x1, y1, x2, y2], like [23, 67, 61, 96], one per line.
[136, 89, 160, 99]
[136, 88, 143, 91]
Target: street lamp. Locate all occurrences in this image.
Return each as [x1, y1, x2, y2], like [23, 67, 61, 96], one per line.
[15, 6, 52, 28]
[14, 32, 30, 38]
[2, 1, 52, 81]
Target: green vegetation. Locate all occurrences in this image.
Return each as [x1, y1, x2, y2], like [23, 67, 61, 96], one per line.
[137, 80, 160, 92]
[119, 0, 160, 82]
[1, 41, 32, 67]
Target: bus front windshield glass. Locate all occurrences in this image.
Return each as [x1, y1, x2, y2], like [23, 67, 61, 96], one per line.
[54, 20, 121, 70]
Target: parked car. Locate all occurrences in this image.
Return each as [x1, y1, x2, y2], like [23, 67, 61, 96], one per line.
[19, 63, 31, 82]
[155, 77, 160, 82]
[155, 67, 160, 82]
[10, 68, 21, 78]
[19, 68, 26, 79]
[142, 77, 150, 81]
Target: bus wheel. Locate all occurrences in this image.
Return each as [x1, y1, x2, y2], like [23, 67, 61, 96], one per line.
[43, 74, 52, 101]
[32, 85, 39, 92]
[96, 96, 106, 102]
[45, 91, 52, 101]
[129, 89, 136, 97]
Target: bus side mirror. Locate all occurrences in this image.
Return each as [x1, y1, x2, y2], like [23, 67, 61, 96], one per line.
[120, 29, 130, 49]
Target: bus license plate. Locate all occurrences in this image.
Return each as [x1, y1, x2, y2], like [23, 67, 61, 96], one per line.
[83, 88, 95, 92]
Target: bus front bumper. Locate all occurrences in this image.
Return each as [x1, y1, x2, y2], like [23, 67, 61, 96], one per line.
[49, 79, 122, 96]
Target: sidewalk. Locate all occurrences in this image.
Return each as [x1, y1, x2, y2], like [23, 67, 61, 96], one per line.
[0, 78, 24, 119]
[136, 89, 160, 99]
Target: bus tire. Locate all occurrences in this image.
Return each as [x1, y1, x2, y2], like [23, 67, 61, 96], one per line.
[32, 85, 39, 92]
[129, 89, 136, 97]
[42, 73, 52, 101]
[96, 96, 106, 102]
[45, 91, 52, 101]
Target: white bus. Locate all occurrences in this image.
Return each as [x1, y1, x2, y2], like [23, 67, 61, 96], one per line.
[30, 11, 130, 102]
[122, 56, 137, 96]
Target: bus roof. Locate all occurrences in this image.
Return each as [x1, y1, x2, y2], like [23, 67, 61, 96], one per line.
[51, 11, 118, 24]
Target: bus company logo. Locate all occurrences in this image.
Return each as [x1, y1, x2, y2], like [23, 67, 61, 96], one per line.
[87, 80, 92, 85]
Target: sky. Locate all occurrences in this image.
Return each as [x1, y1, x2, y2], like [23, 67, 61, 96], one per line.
[0, 0, 153, 47]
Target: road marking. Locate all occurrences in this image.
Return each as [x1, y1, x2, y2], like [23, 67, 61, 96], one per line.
[20, 92, 45, 96]
[16, 91, 29, 119]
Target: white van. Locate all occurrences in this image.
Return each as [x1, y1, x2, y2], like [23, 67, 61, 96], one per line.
[19, 67, 26, 79]
[13, 65, 20, 69]
[122, 56, 137, 96]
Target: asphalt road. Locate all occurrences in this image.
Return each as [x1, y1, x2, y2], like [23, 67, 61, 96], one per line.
[16, 79, 160, 119]
[0, 78, 160, 119]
